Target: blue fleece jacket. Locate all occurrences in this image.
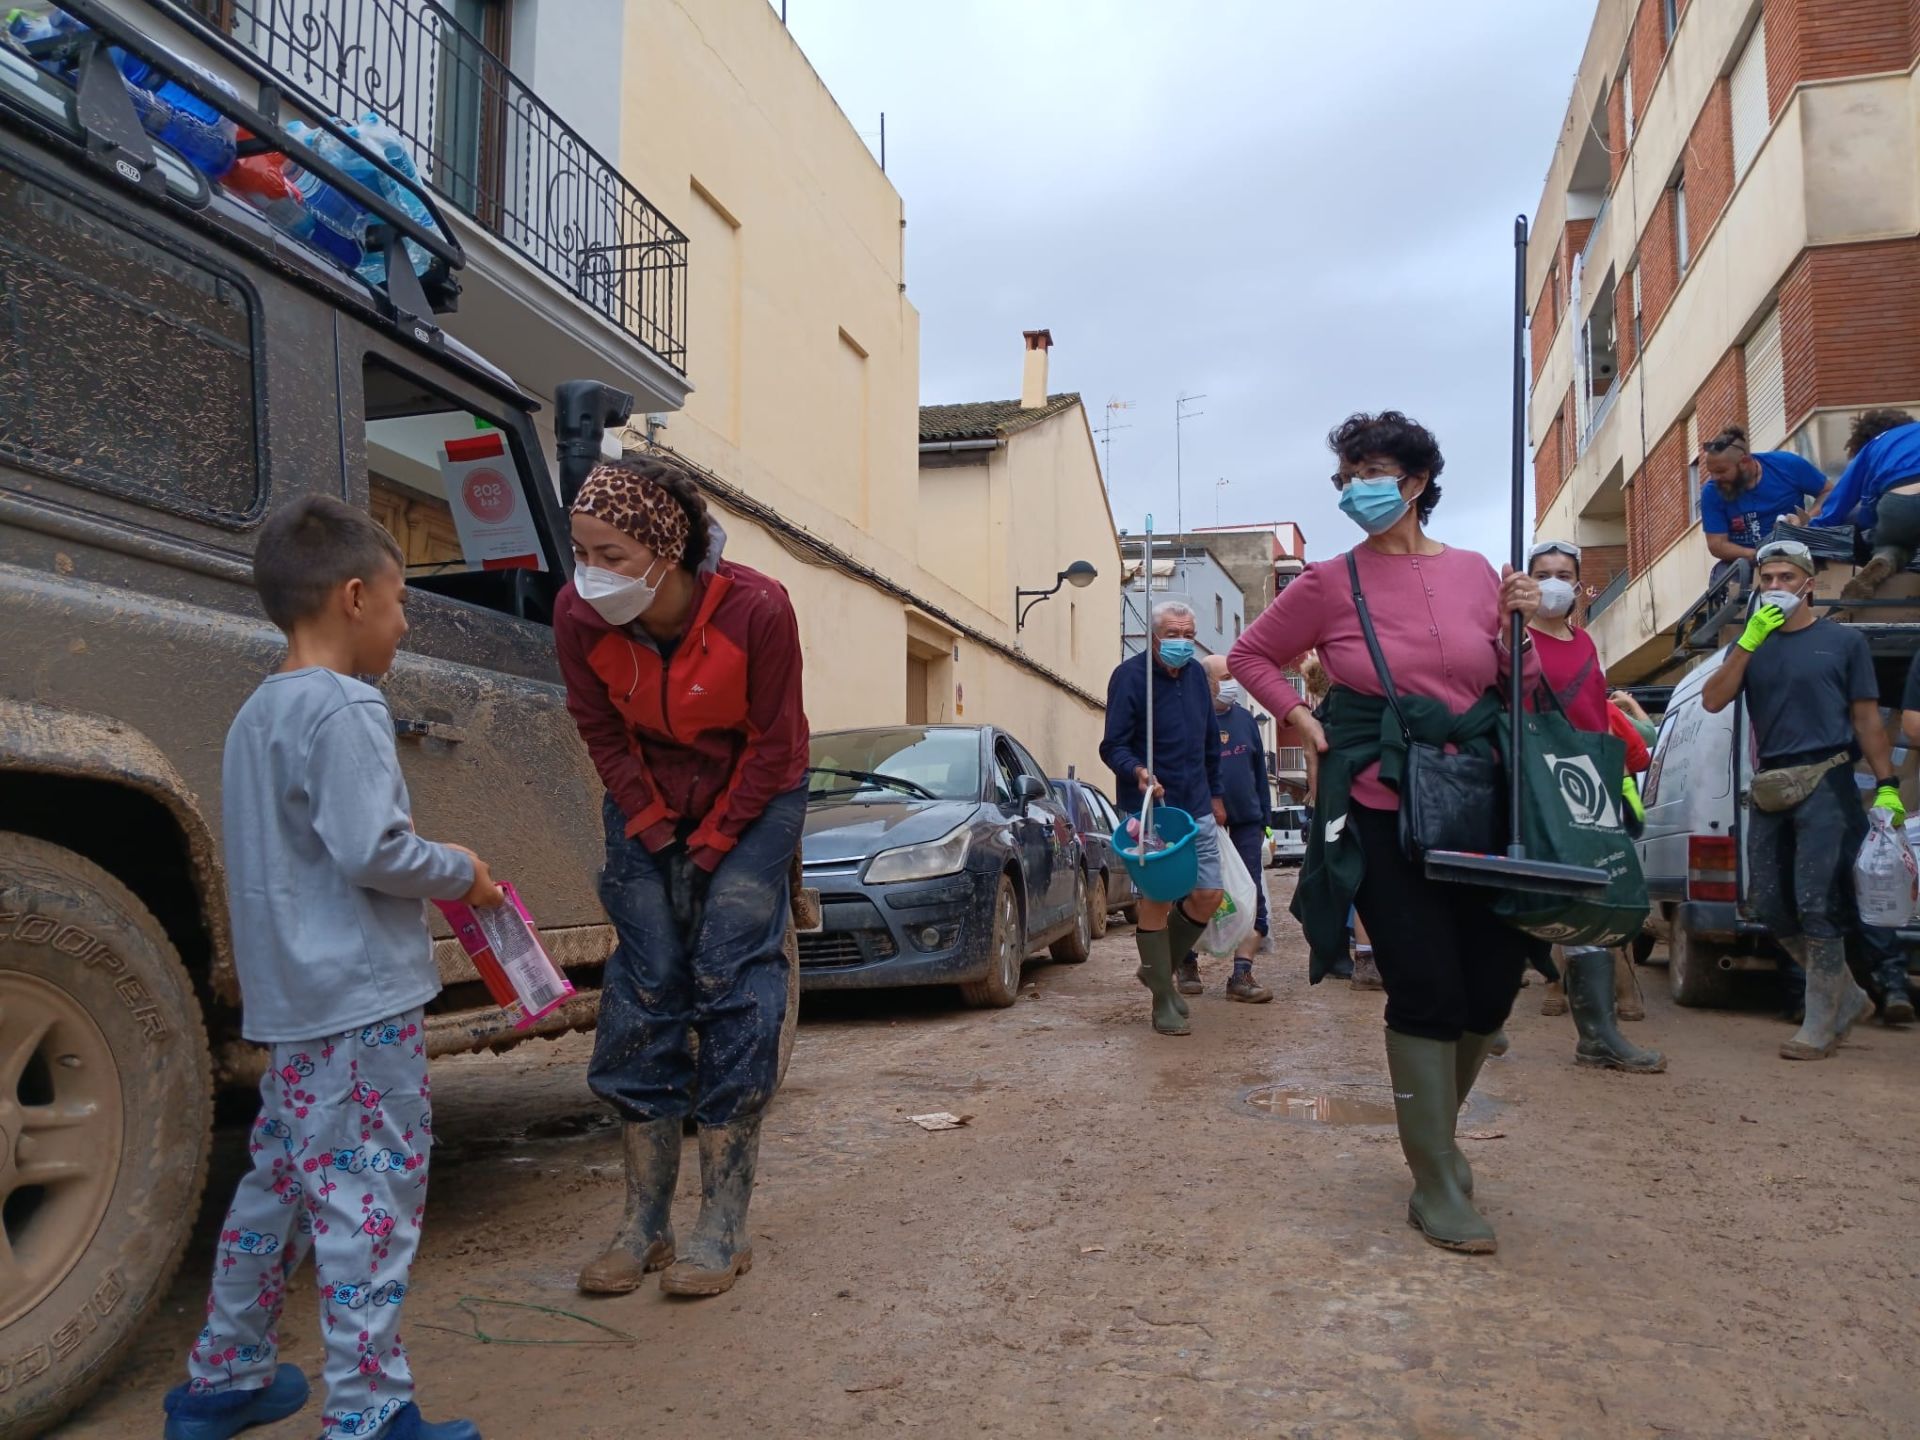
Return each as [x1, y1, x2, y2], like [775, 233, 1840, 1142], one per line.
[1100, 650, 1220, 818]
[1213, 701, 1270, 827]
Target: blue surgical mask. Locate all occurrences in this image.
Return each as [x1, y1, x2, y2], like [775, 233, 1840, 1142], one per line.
[1339, 476, 1411, 535]
[1158, 638, 1196, 669]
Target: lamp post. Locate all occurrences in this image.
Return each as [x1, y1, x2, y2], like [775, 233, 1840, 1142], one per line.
[1016, 561, 1099, 633]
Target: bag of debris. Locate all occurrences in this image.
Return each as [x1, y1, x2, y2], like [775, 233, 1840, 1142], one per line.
[1854, 806, 1917, 928]
[1198, 835, 1257, 957]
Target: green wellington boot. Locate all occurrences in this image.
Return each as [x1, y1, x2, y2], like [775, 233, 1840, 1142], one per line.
[1167, 902, 1213, 1017]
[578, 1115, 681, 1294]
[1449, 1030, 1501, 1197]
[1779, 935, 1873, 1060]
[661, 1115, 761, 1297]
[1384, 1029, 1495, 1254]
[1567, 948, 1666, 1072]
[1133, 926, 1191, 1035]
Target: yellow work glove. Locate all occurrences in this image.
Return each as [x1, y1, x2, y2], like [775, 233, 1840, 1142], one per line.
[1737, 601, 1788, 653]
[1873, 784, 1905, 825]
[1622, 774, 1646, 824]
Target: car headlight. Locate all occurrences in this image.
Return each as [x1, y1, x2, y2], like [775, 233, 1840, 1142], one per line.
[864, 824, 972, 884]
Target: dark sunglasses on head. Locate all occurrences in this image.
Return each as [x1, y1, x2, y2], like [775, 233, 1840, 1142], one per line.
[1703, 438, 1747, 456]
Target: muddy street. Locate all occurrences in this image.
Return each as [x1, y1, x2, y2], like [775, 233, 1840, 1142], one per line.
[59, 876, 1919, 1439]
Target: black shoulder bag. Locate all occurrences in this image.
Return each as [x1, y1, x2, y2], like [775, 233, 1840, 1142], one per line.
[1345, 552, 1507, 862]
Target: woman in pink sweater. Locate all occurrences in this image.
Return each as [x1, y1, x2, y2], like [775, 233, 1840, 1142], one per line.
[1229, 411, 1539, 1256]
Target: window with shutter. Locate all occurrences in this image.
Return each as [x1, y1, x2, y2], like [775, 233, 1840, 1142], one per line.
[1744, 308, 1786, 452]
[1730, 17, 1769, 182]
[1622, 64, 1635, 145]
[1674, 178, 1690, 276]
[1686, 413, 1701, 522]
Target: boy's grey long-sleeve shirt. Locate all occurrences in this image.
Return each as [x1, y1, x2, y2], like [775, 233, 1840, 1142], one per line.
[222, 667, 475, 1043]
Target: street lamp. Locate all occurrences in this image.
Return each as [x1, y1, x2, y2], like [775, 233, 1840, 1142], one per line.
[1016, 560, 1099, 632]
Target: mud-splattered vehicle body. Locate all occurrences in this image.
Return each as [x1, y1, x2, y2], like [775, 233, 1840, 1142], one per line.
[0, 9, 801, 1434]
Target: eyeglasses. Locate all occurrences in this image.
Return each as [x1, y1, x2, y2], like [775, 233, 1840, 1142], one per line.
[1329, 468, 1405, 487]
[1702, 438, 1748, 455]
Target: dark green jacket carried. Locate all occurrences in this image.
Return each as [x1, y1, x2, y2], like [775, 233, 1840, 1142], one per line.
[1292, 685, 1507, 981]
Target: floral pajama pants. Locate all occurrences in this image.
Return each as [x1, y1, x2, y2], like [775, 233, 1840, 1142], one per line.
[184, 1008, 431, 1439]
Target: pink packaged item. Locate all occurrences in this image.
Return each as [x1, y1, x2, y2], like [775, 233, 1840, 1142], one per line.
[434, 882, 573, 1028]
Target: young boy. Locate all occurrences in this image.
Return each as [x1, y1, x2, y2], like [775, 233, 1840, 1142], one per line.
[164, 497, 497, 1440]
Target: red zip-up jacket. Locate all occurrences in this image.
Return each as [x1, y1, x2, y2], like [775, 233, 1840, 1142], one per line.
[554, 548, 808, 871]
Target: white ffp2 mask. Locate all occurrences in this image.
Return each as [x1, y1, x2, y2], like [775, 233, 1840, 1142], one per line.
[575, 560, 665, 626]
[1535, 578, 1577, 619]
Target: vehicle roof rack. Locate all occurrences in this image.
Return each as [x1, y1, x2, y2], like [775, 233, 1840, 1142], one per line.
[31, 0, 464, 346]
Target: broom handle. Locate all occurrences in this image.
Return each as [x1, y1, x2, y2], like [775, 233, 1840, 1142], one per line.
[1144, 513, 1155, 793]
[1509, 214, 1530, 859]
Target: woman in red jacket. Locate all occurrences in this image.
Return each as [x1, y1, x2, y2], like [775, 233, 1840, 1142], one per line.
[1525, 539, 1663, 1074]
[554, 457, 808, 1299]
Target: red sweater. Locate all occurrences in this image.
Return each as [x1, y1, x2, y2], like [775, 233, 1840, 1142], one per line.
[554, 557, 808, 870]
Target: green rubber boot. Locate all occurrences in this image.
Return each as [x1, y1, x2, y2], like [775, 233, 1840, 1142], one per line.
[1133, 926, 1191, 1036]
[1567, 947, 1666, 1072]
[1385, 1029, 1495, 1254]
[1449, 1030, 1500, 1198]
[1779, 935, 1873, 1060]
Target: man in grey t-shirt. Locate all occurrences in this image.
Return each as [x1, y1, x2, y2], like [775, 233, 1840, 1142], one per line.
[1703, 540, 1910, 1057]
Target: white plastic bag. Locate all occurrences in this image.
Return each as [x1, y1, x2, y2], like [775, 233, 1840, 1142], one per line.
[1854, 807, 1917, 928]
[1199, 835, 1257, 957]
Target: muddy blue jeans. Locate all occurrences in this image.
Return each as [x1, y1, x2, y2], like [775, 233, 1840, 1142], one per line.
[589, 787, 804, 1127]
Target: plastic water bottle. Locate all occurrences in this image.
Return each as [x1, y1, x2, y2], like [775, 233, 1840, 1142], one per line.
[282, 122, 367, 270]
[109, 46, 239, 177]
[344, 115, 438, 286]
[221, 140, 308, 233]
[6, 6, 87, 81]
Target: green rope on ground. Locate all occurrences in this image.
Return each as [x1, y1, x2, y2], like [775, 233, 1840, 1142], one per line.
[415, 1295, 637, 1346]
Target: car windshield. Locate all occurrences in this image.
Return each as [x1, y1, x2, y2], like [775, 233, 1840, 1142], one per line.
[808, 728, 981, 802]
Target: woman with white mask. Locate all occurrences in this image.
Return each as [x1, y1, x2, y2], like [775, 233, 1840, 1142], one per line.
[1523, 540, 1664, 1074]
[555, 457, 809, 1299]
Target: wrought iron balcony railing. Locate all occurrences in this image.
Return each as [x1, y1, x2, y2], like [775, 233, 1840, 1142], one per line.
[173, 0, 686, 371]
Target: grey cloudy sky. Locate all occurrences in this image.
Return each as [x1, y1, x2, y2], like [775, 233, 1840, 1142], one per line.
[783, 1, 1594, 561]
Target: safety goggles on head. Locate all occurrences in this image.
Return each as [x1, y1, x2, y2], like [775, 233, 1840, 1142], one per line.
[1703, 436, 1748, 456]
[1527, 539, 1582, 565]
[1754, 539, 1815, 576]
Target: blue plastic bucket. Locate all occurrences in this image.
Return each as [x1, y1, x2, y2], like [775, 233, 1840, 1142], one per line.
[1119, 805, 1200, 902]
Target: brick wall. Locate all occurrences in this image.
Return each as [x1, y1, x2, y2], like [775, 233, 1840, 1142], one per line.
[1626, 423, 1691, 574]
[1684, 79, 1735, 256]
[1608, 76, 1629, 185]
[1535, 410, 1565, 517]
[1627, 0, 1669, 133]
[1639, 187, 1681, 335]
[1579, 543, 1630, 620]
[1779, 238, 1920, 428]
[1614, 267, 1639, 377]
[1695, 346, 1747, 443]
[1562, 220, 1595, 281]
[1766, 0, 1920, 119]
[1532, 268, 1559, 382]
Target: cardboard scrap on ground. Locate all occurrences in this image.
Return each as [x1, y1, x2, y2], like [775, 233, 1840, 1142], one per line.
[907, 1112, 971, 1131]
[1464, 1129, 1507, 1141]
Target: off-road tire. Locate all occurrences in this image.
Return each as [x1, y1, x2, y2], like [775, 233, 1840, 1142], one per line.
[1667, 919, 1739, 1009]
[960, 876, 1023, 1009]
[1087, 872, 1110, 940]
[1050, 869, 1093, 964]
[0, 833, 213, 1440]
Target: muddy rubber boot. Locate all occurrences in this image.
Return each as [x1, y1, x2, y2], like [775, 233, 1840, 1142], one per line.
[1132, 927, 1190, 1035]
[1176, 953, 1205, 995]
[1450, 1030, 1500, 1196]
[1873, 956, 1916, 1024]
[1384, 1030, 1495, 1254]
[1568, 949, 1667, 1073]
[1225, 962, 1272, 1003]
[1780, 936, 1874, 1060]
[380, 1405, 481, 1439]
[661, 1116, 761, 1296]
[162, 1364, 310, 1440]
[1351, 947, 1384, 991]
[1613, 949, 1645, 1020]
[1539, 978, 1568, 1016]
[1841, 546, 1904, 603]
[578, 1116, 681, 1294]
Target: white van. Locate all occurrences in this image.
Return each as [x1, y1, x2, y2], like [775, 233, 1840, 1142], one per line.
[1639, 645, 1920, 1006]
[1269, 804, 1309, 866]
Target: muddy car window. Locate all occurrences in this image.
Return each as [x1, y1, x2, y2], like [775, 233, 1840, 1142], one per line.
[0, 160, 262, 522]
[360, 357, 556, 620]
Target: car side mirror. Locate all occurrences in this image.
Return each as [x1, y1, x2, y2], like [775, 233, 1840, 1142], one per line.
[1015, 775, 1047, 807]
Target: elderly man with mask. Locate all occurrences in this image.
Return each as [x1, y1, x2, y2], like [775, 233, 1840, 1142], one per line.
[1703, 539, 1901, 1059]
[1100, 601, 1227, 1036]
[1170, 654, 1274, 1003]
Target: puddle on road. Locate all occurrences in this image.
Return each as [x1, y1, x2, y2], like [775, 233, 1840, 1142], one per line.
[1242, 1085, 1396, 1126]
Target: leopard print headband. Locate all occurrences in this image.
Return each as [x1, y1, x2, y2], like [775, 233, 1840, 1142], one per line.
[570, 463, 690, 566]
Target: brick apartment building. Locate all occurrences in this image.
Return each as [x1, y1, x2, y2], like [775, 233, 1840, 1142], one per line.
[1528, 0, 1920, 682]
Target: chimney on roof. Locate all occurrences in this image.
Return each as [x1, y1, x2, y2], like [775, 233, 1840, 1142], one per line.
[1020, 329, 1053, 409]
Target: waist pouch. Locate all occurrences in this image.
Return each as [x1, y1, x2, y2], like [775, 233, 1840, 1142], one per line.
[1750, 751, 1852, 813]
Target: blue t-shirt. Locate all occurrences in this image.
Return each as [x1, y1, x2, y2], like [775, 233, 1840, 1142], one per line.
[1698, 451, 1826, 550]
[1813, 422, 1920, 531]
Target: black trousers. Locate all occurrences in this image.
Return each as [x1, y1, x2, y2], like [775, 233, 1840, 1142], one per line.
[1350, 802, 1529, 1042]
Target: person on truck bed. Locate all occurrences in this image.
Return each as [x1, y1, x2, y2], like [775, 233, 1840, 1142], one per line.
[1699, 426, 1831, 582]
[1701, 539, 1900, 1059]
[1230, 409, 1542, 1256]
[1523, 539, 1665, 1074]
[556, 456, 808, 1299]
[1811, 409, 1920, 604]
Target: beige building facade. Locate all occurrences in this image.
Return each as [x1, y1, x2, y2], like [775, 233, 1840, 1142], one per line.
[1528, 0, 1920, 681]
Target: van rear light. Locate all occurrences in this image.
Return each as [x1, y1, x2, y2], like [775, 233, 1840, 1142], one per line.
[1688, 834, 1737, 902]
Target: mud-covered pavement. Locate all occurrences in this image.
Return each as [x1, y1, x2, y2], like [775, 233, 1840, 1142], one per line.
[59, 874, 1920, 1438]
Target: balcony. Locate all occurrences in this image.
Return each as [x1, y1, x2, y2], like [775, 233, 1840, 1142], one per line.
[170, 0, 687, 378]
